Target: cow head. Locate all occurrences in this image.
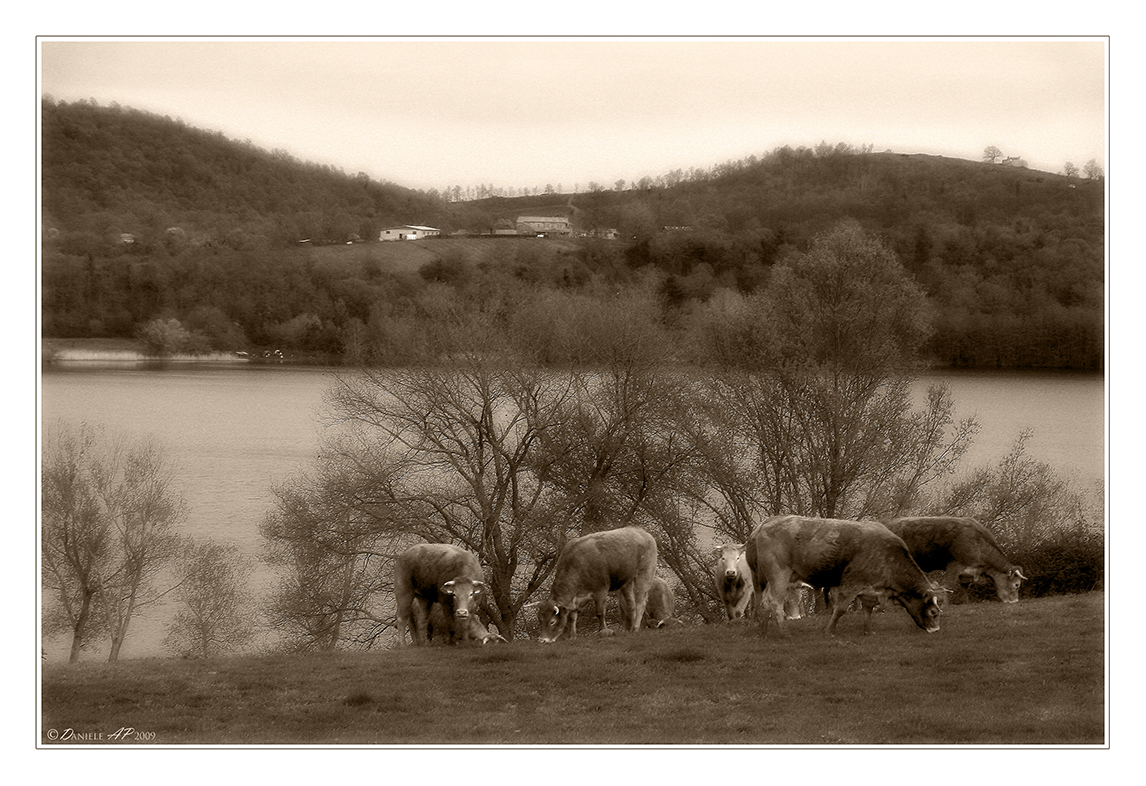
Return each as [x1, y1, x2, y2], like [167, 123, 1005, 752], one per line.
[530, 601, 574, 643]
[471, 618, 507, 644]
[898, 586, 943, 633]
[442, 578, 486, 621]
[989, 566, 1026, 603]
[713, 543, 746, 579]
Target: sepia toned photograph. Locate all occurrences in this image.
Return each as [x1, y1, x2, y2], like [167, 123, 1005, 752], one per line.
[36, 32, 1108, 754]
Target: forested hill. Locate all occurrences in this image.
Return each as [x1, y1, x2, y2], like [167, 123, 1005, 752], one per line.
[41, 98, 449, 246]
[41, 99, 1105, 369]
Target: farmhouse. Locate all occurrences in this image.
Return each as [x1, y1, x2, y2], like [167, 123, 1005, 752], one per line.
[516, 214, 572, 237]
[379, 225, 441, 241]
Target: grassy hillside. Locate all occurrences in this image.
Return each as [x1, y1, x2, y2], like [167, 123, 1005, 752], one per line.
[41, 592, 1104, 746]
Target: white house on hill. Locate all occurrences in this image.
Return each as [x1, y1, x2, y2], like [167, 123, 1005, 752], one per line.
[379, 225, 441, 241]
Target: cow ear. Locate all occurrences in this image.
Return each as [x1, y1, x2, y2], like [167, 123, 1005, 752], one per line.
[473, 580, 487, 592]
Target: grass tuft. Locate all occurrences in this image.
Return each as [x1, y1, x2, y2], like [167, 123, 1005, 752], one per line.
[342, 692, 374, 707]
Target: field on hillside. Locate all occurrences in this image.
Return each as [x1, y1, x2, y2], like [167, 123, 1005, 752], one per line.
[40, 592, 1105, 747]
[303, 237, 584, 276]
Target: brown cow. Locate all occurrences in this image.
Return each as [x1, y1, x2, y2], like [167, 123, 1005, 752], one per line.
[394, 543, 487, 646]
[882, 516, 1027, 603]
[746, 515, 942, 636]
[531, 526, 658, 643]
[643, 576, 675, 628]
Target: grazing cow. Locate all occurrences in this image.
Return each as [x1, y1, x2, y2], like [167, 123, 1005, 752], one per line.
[713, 543, 753, 621]
[394, 543, 487, 646]
[643, 577, 675, 628]
[531, 526, 658, 643]
[745, 515, 943, 636]
[882, 516, 1027, 603]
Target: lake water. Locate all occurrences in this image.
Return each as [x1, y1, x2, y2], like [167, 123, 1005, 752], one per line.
[39, 363, 1106, 661]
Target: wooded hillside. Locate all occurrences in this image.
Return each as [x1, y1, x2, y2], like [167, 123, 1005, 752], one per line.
[41, 99, 1105, 369]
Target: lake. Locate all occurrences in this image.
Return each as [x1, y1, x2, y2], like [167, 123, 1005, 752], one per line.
[39, 363, 1106, 660]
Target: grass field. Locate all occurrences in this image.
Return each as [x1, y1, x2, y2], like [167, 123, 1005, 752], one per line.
[303, 236, 583, 276]
[302, 236, 582, 278]
[40, 592, 1105, 747]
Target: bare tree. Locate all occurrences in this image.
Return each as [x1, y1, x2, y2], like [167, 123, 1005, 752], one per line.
[41, 422, 184, 662]
[42, 423, 110, 663]
[983, 145, 1004, 164]
[262, 294, 708, 644]
[164, 539, 255, 658]
[1082, 159, 1104, 180]
[99, 437, 184, 661]
[1063, 161, 1079, 178]
[686, 221, 976, 528]
[262, 439, 410, 650]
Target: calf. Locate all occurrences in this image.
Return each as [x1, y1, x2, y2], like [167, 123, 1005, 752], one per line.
[531, 526, 658, 643]
[394, 543, 487, 646]
[427, 604, 507, 645]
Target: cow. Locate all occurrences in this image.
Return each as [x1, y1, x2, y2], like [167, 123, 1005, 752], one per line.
[394, 543, 487, 646]
[530, 526, 658, 643]
[713, 543, 753, 621]
[882, 516, 1027, 603]
[643, 576, 675, 628]
[426, 604, 507, 645]
[745, 515, 943, 636]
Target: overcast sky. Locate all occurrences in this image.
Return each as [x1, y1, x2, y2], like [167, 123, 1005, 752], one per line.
[38, 37, 1106, 194]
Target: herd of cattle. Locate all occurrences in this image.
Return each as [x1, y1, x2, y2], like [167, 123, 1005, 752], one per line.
[393, 515, 1027, 646]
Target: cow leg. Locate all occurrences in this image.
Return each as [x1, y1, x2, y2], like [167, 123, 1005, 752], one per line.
[618, 583, 638, 633]
[396, 599, 412, 646]
[592, 590, 610, 634]
[631, 572, 654, 633]
[760, 585, 788, 637]
[752, 578, 767, 628]
[568, 607, 579, 640]
[827, 588, 860, 635]
[410, 598, 431, 646]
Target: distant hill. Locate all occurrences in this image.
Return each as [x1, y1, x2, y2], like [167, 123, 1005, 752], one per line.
[40, 99, 1105, 369]
[41, 98, 450, 247]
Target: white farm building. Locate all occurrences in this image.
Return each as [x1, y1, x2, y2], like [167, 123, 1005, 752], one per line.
[379, 225, 441, 241]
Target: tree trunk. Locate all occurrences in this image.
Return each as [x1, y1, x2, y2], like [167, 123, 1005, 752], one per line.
[69, 589, 95, 664]
[107, 590, 137, 662]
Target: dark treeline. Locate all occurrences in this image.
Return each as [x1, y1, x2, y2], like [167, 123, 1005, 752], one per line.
[41, 99, 1104, 369]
